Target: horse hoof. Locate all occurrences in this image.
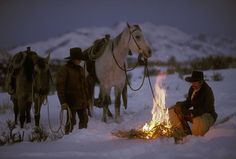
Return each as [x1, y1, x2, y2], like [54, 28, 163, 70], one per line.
[107, 112, 113, 118]
[115, 117, 122, 123]
[102, 117, 107, 123]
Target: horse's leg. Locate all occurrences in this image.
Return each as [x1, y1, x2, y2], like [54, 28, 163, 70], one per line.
[106, 95, 113, 118]
[101, 86, 111, 122]
[12, 97, 18, 125]
[97, 86, 113, 117]
[96, 90, 112, 118]
[122, 82, 127, 109]
[26, 101, 32, 123]
[114, 89, 122, 123]
[34, 95, 43, 127]
[86, 75, 95, 116]
[102, 95, 111, 122]
[18, 99, 26, 128]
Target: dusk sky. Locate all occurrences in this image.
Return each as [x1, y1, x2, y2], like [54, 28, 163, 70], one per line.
[0, 0, 236, 48]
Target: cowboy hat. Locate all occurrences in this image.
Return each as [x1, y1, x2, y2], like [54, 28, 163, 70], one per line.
[185, 70, 204, 82]
[64, 47, 86, 60]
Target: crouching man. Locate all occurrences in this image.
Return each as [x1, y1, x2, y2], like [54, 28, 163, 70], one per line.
[56, 47, 90, 134]
[169, 70, 218, 141]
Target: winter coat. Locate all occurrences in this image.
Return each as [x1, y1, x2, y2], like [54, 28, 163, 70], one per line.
[56, 61, 89, 110]
[178, 82, 218, 121]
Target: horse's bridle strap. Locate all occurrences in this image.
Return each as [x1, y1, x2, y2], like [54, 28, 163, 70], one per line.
[128, 27, 142, 51]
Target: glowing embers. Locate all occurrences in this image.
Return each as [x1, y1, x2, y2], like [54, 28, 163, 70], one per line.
[113, 74, 174, 139]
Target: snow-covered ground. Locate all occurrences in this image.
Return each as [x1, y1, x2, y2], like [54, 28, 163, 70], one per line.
[0, 68, 235, 159]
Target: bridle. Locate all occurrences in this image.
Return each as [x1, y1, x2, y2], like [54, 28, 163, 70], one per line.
[110, 25, 148, 91]
[32, 61, 51, 96]
[127, 25, 142, 51]
[111, 25, 145, 72]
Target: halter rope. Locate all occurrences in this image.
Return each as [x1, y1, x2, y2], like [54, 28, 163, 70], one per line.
[124, 63, 146, 91]
[110, 25, 147, 91]
[110, 25, 144, 72]
[111, 42, 139, 72]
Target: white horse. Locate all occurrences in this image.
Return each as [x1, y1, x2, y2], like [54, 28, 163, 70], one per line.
[93, 23, 152, 122]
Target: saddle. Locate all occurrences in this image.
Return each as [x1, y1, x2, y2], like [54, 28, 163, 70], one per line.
[5, 47, 37, 94]
[84, 34, 110, 61]
[84, 35, 110, 83]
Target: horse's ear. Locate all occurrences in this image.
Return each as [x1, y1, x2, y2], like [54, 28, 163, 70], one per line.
[126, 22, 131, 29]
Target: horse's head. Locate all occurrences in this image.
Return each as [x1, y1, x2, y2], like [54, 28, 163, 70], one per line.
[126, 23, 152, 59]
[33, 54, 51, 95]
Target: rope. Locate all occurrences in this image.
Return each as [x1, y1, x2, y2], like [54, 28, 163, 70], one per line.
[46, 99, 73, 135]
[146, 63, 158, 106]
[124, 63, 146, 91]
[110, 24, 144, 72]
[111, 42, 139, 72]
[110, 25, 148, 92]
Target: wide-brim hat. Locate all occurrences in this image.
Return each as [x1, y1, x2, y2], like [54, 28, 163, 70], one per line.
[185, 70, 204, 82]
[64, 47, 86, 60]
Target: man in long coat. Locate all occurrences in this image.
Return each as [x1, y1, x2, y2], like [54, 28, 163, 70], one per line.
[169, 70, 218, 141]
[56, 47, 90, 134]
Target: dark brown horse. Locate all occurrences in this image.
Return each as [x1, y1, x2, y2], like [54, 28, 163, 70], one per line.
[7, 48, 51, 128]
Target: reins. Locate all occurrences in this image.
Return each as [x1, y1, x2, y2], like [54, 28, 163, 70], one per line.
[112, 43, 156, 102]
[146, 64, 159, 106]
[43, 73, 72, 135]
[31, 57, 72, 135]
[124, 63, 146, 91]
[111, 42, 139, 72]
[110, 25, 147, 91]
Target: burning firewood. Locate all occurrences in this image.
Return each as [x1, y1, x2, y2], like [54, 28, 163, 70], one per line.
[112, 124, 176, 140]
[112, 74, 184, 141]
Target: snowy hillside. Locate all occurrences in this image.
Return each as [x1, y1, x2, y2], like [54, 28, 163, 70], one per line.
[0, 68, 236, 159]
[8, 22, 236, 61]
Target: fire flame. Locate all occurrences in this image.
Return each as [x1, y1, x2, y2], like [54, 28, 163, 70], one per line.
[141, 73, 172, 139]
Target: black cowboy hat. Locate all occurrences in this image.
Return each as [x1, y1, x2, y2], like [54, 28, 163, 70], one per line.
[64, 47, 86, 60]
[185, 70, 204, 82]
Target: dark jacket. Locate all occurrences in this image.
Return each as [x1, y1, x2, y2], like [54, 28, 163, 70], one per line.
[56, 61, 89, 110]
[178, 82, 217, 121]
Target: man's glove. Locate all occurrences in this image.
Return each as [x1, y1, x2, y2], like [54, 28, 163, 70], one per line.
[183, 110, 194, 122]
[61, 103, 69, 110]
[183, 113, 193, 122]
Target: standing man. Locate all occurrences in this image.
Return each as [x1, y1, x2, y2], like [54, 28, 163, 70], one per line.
[169, 70, 218, 141]
[56, 47, 89, 134]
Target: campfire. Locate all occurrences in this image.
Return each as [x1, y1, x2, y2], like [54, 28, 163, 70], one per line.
[113, 74, 175, 139]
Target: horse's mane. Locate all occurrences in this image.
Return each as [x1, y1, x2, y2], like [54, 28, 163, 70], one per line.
[115, 32, 122, 45]
[114, 25, 141, 46]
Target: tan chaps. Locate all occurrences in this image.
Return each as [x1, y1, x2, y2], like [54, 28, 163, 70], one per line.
[168, 108, 214, 136]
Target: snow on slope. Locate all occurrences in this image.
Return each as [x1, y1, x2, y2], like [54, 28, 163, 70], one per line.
[9, 22, 236, 61]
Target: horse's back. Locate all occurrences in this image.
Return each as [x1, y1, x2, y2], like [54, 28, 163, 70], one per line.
[95, 42, 126, 91]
